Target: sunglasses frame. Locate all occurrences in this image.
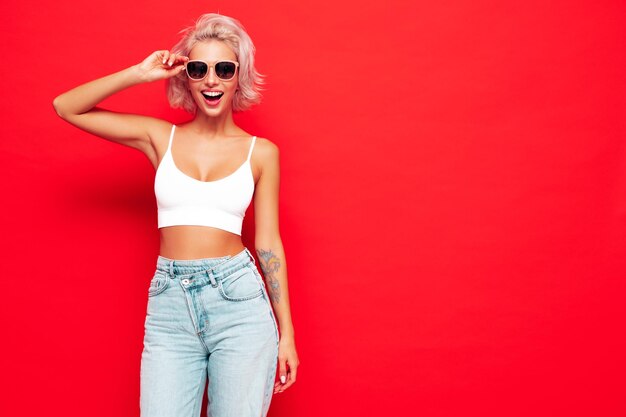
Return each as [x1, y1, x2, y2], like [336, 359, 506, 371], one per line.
[184, 60, 240, 81]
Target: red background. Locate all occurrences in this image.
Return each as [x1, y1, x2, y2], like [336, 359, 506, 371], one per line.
[1, 1, 625, 416]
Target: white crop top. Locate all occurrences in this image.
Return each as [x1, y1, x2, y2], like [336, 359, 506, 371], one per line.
[154, 124, 256, 235]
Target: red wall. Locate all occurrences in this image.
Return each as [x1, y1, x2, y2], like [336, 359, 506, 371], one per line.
[1, 1, 624, 416]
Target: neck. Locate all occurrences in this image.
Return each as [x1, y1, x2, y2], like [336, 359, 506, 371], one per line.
[189, 108, 237, 137]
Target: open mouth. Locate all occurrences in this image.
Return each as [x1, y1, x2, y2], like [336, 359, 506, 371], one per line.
[201, 91, 224, 103]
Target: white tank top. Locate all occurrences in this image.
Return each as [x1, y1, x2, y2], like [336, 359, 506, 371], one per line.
[154, 124, 256, 235]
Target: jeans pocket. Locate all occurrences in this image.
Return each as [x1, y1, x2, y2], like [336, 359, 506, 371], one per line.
[148, 271, 170, 297]
[218, 265, 264, 302]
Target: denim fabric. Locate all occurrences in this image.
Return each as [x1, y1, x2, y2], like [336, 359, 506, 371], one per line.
[140, 247, 279, 417]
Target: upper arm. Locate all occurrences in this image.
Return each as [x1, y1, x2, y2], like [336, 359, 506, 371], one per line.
[52, 104, 168, 165]
[253, 138, 281, 245]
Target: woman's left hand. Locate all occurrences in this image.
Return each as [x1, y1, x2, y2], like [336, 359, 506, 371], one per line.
[274, 335, 299, 393]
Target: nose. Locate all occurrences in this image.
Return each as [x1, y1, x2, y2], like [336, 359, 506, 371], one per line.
[205, 66, 219, 85]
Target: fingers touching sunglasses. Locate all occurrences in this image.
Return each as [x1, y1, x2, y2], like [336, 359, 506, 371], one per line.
[184, 60, 239, 81]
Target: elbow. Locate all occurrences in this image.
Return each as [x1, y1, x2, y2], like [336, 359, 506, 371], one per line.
[254, 233, 283, 251]
[52, 96, 64, 118]
[52, 96, 69, 119]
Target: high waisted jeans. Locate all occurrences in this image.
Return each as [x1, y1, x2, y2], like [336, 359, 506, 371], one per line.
[140, 247, 280, 417]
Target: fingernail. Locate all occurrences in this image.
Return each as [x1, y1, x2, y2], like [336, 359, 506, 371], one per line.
[280, 375, 286, 383]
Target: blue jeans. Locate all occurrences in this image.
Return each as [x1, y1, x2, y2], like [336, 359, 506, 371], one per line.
[140, 247, 279, 417]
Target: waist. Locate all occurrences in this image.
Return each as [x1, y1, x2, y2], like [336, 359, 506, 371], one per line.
[157, 247, 256, 278]
[159, 225, 245, 259]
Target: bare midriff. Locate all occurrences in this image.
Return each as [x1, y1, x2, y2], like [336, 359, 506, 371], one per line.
[159, 226, 246, 260]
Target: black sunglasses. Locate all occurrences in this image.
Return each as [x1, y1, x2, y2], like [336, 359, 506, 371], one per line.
[184, 60, 239, 81]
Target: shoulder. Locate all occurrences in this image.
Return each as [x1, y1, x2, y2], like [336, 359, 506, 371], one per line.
[143, 117, 175, 136]
[251, 137, 280, 180]
[146, 118, 176, 146]
[253, 137, 280, 158]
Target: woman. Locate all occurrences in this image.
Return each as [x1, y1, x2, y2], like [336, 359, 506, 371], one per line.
[52, 13, 298, 417]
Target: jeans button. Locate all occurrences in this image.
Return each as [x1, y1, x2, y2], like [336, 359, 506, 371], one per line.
[181, 278, 190, 285]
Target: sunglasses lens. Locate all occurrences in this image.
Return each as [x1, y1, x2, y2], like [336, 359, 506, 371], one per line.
[186, 61, 208, 79]
[215, 62, 237, 80]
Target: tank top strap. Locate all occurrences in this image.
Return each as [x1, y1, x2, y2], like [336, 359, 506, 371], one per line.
[246, 136, 257, 162]
[167, 124, 176, 153]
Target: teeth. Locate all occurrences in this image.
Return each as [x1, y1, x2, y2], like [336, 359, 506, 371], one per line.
[203, 91, 222, 97]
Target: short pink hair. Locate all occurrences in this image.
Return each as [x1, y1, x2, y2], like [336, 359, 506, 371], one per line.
[166, 13, 264, 113]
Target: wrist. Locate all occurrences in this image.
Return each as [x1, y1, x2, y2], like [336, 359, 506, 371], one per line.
[128, 64, 148, 84]
[279, 326, 295, 339]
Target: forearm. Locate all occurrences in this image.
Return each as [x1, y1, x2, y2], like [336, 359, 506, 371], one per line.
[255, 240, 295, 338]
[52, 65, 145, 117]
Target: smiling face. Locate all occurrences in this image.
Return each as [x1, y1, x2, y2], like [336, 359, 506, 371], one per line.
[186, 40, 239, 116]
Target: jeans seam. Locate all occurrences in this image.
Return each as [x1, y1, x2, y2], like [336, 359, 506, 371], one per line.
[148, 274, 170, 297]
[179, 281, 211, 353]
[250, 265, 280, 345]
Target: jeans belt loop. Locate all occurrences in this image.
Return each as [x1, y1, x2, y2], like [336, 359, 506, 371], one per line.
[245, 247, 256, 265]
[169, 260, 175, 277]
[207, 270, 218, 287]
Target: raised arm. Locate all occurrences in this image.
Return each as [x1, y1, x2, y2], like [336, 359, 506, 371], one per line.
[52, 51, 189, 161]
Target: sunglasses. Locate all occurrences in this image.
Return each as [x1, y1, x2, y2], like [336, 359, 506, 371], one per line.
[184, 60, 239, 81]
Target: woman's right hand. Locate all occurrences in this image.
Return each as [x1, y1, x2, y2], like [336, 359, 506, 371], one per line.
[134, 50, 189, 83]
